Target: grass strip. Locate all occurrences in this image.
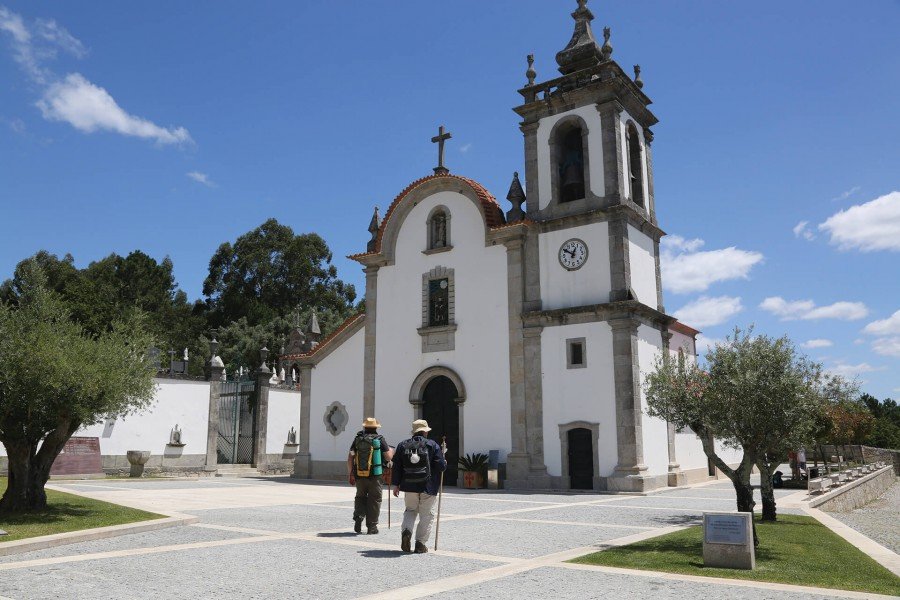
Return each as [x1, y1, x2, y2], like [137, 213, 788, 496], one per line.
[0, 477, 162, 543]
[570, 514, 899, 596]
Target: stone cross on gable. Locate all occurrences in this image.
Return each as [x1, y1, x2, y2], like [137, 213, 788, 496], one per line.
[431, 125, 452, 175]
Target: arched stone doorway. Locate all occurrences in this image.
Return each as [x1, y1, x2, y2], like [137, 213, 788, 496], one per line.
[409, 367, 466, 487]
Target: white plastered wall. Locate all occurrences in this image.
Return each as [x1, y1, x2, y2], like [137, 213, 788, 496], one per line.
[308, 327, 365, 462]
[540, 322, 618, 478]
[76, 379, 210, 457]
[637, 324, 669, 477]
[374, 189, 511, 459]
[539, 222, 611, 311]
[536, 105, 605, 210]
[627, 225, 658, 308]
[267, 389, 302, 455]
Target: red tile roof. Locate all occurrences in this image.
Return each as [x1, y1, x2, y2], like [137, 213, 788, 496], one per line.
[669, 320, 701, 337]
[350, 173, 505, 260]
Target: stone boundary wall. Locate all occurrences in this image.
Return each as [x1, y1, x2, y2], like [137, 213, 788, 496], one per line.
[812, 466, 896, 513]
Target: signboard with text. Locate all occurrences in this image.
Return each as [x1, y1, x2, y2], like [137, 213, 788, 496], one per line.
[50, 436, 103, 476]
[702, 511, 755, 570]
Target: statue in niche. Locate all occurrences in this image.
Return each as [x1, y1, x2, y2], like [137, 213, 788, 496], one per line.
[431, 212, 447, 248]
[169, 424, 183, 446]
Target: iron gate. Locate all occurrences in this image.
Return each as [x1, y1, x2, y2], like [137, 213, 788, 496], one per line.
[217, 379, 256, 464]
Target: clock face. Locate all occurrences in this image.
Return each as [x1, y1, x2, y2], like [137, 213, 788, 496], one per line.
[559, 238, 588, 271]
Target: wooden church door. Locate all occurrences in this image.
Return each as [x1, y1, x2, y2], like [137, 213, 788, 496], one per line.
[567, 428, 594, 489]
[422, 375, 459, 486]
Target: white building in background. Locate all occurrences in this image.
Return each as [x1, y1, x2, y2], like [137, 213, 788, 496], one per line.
[284, 1, 740, 492]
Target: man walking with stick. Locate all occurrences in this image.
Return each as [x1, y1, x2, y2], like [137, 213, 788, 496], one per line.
[391, 419, 446, 554]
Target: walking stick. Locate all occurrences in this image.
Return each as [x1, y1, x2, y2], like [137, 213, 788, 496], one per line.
[386, 465, 392, 529]
[434, 436, 447, 552]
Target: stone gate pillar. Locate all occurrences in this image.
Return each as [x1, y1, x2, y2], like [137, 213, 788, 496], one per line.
[205, 339, 225, 473]
[253, 347, 272, 471]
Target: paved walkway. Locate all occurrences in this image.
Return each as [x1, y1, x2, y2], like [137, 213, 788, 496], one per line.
[0, 477, 887, 600]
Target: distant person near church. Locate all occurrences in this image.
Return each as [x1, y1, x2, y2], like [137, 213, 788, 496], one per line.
[348, 417, 393, 534]
[391, 419, 447, 554]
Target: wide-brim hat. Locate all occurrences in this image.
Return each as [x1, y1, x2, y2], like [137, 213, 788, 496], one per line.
[411, 419, 431, 434]
[362, 417, 381, 429]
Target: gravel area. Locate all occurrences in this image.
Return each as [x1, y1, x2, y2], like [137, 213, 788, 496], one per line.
[826, 480, 900, 553]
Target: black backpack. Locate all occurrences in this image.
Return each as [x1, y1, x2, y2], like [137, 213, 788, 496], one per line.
[403, 437, 431, 484]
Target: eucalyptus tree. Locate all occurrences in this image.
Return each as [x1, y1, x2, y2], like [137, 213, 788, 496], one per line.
[0, 262, 156, 512]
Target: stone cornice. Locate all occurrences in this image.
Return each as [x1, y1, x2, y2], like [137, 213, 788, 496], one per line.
[522, 300, 676, 330]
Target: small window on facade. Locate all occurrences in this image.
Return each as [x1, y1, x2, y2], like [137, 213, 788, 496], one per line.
[626, 122, 644, 207]
[566, 337, 586, 369]
[556, 124, 585, 203]
[428, 278, 449, 326]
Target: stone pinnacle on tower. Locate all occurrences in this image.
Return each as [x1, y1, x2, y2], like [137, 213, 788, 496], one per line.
[366, 206, 381, 252]
[505, 172, 526, 223]
[555, 0, 604, 75]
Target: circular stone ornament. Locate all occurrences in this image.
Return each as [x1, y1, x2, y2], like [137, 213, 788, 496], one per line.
[558, 238, 588, 271]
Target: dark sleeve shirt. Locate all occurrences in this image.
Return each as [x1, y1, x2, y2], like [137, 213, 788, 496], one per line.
[392, 436, 447, 495]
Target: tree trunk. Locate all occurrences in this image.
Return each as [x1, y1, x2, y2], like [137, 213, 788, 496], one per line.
[757, 460, 777, 521]
[0, 420, 79, 513]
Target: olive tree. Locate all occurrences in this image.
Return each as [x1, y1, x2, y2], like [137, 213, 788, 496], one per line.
[645, 327, 827, 536]
[0, 262, 156, 512]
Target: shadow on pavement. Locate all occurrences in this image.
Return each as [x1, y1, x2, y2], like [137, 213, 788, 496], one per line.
[317, 532, 359, 538]
[358, 549, 408, 558]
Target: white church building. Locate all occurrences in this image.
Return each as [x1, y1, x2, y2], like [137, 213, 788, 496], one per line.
[286, 1, 740, 492]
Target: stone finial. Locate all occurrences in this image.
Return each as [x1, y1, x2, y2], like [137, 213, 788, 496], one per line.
[366, 206, 381, 252]
[633, 64, 643, 89]
[258, 346, 271, 374]
[505, 172, 526, 222]
[555, 0, 604, 75]
[526, 54, 536, 86]
[208, 337, 219, 360]
[306, 311, 321, 338]
[601, 26, 613, 61]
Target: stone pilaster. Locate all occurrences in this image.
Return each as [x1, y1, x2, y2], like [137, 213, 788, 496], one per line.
[254, 360, 271, 471]
[293, 364, 313, 478]
[504, 238, 529, 483]
[204, 364, 225, 472]
[608, 316, 649, 492]
[597, 100, 625, 205]
[608, 215, 632, 301]
[661, 331, 684, 486]
[363, 266, 379, 417]
[653, 238, 665, 313]
[521, 121, 540, 215]
[643, 128, 657, 225]
[523, 326, 550, 487]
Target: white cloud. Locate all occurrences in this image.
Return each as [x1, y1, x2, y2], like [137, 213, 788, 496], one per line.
[792, 221, 815, 241]
[695, 334, 725, 355]
[8, 117, 25, 133]
[1, 7, 190, 146]
[872, 337, 900, 358]
[827, 362, 879, 379]
[759, 297, 868, 321]
[38, 74, 192, 145]
[801, 339, 833, 349]
[673, 295, 743, 329]
[186, 171, 215, 187]
[863, 310, 900, 336]
[660, 236, 763, 294]
[818, 191, 900, 252]
[831, 186, 861, 202]
[459, 143, 472, 154]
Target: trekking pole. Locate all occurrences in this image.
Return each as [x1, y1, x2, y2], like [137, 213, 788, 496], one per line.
[434, 436, 447, 552]
[387, 465, 392, 529]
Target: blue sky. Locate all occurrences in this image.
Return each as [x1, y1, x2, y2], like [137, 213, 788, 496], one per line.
[1, 1, 898, 399]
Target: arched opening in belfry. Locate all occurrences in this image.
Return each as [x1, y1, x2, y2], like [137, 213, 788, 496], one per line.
[555, 123, 586, 203]
[626, 122, 645, 207]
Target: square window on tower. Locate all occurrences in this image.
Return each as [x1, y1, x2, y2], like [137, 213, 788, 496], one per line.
[566, 338, 586, 369]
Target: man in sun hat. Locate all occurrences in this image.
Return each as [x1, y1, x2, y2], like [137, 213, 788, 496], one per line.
[391, 419, 446, 553]
[348, 417, 393, 534]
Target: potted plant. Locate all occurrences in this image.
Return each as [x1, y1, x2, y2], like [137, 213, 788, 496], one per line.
[458, 452, 489, 489]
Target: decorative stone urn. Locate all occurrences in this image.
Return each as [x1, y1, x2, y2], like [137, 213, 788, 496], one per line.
[127, 450, 151, 478]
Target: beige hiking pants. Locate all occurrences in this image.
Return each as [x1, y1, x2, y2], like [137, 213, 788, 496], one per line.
[401, 492, 437, 543]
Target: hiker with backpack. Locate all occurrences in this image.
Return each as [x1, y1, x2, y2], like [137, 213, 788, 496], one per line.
[391, 419, 447, 554]
[348, 417, 393, 535]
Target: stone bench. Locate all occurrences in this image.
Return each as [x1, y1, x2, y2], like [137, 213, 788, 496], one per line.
[836, 472, 848, 483]
[809, 477, 831, 493]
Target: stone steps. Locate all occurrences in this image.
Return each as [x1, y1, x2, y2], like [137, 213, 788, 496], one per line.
[215, 465, 258, 478]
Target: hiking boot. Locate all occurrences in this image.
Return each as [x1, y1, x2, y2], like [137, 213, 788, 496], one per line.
[414, 541, 428, 554]
[401, 529, 412, 553]
[353, 518, 362, 534]
[367, 525, 379, 535]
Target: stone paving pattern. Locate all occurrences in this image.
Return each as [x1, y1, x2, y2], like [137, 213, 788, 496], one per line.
[0, 478, 882, 599]
[828, 480, 900, 554]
